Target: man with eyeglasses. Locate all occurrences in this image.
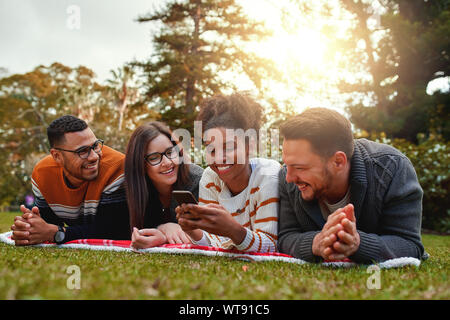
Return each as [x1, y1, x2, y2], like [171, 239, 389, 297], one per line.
[11, 115, 130, 245]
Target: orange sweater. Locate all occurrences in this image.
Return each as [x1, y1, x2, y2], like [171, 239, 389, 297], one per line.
[31, 146, 125, 222]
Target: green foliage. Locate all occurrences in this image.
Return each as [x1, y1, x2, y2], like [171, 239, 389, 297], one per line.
[357, 132, 450, 233]
[340, 0, 450, 142]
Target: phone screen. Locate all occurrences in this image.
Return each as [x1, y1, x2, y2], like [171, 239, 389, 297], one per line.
[172, 191, 198, 205]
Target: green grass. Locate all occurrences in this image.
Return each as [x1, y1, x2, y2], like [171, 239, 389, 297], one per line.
[1, 212, 449, 300]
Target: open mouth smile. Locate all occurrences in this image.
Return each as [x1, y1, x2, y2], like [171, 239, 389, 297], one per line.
[215, 164, 234, 174]
[296, 183, 309, 191]
[84, 162, 98, 170]
[161, 167, 175, 175]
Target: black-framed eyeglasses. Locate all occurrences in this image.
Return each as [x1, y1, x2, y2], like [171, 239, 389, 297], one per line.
[144, 145, 179, 166]
[54, 139, 104, 159]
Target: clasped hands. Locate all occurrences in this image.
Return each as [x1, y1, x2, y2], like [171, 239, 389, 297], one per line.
[12, 205, 192, 249]
[11, 205, 58, 246]
[312, 204, 360, 261]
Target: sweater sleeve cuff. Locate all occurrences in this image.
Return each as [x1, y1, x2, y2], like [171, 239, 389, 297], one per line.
[190, 231, 210, 246]
[234, 228, 253, 251]
[294, 231, 322, 263]
[63, 226, 77, 243]
[349, 231, 381, 263]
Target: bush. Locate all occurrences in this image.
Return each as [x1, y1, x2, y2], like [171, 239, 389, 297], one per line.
[357, 132, 450, 233]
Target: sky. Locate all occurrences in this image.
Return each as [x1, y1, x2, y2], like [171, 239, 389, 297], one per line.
[0, 0, 159, 81]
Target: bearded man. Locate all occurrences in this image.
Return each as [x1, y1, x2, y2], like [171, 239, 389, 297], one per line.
[278, 108, 426, 263]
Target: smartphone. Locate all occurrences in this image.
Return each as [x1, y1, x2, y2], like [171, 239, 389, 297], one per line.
[172, 190, 198, 205]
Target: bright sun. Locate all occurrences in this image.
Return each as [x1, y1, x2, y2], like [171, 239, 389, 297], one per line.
[241, 0, 333, 71]
[258, 29, 328, 73]
[237, 0, 347, 113]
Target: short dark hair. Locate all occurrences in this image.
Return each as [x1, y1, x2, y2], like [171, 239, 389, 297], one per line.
[280, 108, 354, 160]
[197, 92, 263, 133]
[47, 115, 88, 147]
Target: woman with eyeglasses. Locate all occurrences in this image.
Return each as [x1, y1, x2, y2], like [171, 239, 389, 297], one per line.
[124, 121, 203, 249]
[176, 93, 281, 253]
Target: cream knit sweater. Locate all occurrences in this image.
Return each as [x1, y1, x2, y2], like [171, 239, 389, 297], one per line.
[193, 158, 281, 253]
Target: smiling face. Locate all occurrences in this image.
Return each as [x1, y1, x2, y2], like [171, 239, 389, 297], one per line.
[51, 127, 101, 187]
[204, 127, 250, 185]
[282, 138, 335, 202]
[145, 134, 180, 188]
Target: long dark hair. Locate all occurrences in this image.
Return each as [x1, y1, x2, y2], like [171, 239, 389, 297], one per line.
[124, 121, 190, 230]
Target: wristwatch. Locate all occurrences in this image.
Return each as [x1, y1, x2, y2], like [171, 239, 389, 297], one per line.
[54, 225, 66, 244]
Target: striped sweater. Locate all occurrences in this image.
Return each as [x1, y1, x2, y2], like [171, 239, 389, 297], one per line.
[195, 158, 281, 253]
[31, 145, 129, 241]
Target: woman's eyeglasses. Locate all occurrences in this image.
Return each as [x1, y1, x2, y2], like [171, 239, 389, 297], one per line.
[144, 145, 179, 166]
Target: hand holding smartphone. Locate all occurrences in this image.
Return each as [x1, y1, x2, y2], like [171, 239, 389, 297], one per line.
[172, 190, 198, 205]
[173, 191, 200, 221]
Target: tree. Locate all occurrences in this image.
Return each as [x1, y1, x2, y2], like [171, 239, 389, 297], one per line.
[135, 0, 281, 132]
[337, 0, 450, 141]
[106, 66, 142, 131]
[97, 65, 159, 152]
[0, 63, 62, 205]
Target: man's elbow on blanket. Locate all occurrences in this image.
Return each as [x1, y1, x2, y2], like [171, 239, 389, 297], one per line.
[277, 230, 320, 263]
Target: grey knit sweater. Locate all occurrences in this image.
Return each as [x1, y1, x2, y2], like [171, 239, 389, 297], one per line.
[277, 138, 426, 263]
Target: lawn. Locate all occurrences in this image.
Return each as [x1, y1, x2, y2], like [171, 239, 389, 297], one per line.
[0, 211, 449, 300]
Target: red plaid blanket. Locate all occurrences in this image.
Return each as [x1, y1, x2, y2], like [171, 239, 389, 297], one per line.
[0, 231, 421, 268]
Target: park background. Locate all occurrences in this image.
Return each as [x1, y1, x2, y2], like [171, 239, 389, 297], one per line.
[0, 0, 448, 234]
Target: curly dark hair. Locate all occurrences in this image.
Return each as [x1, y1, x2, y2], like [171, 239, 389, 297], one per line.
[47, 115, 88, 147]
[197, 92, 263, 133]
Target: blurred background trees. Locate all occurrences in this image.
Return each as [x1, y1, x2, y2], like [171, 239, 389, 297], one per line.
[338, 0, 450, 142]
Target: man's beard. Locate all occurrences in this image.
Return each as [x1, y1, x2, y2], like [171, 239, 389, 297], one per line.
[307, 167, 333, 202]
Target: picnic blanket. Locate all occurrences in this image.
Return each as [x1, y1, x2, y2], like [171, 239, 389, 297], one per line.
[0, 231, 421, 269]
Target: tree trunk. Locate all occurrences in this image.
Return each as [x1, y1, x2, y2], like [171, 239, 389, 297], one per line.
[185, 4, 201, 115]
[118, 82, 128, 131]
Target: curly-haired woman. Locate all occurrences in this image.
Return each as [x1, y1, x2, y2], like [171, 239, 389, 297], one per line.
[176, 93, 281, 253]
